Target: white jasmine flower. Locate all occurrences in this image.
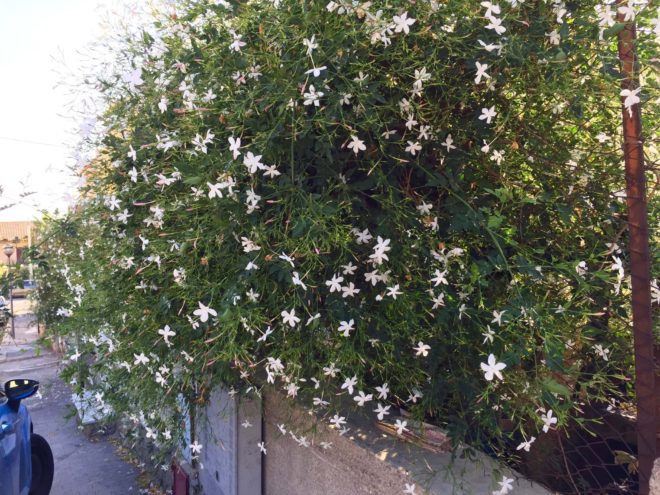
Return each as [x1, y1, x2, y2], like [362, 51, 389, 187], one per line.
[431, 292, 445, 310]
[541, 409, 557, 432]
[133, 352, 150, 366]
[431, 269, 448, 286]
[291, 271, 307, 290]
[441, 134, 456, 152]
[480, 353, 506, 381]
[516, 436, 536, 452]
[491, 310, 506, 326]
[405, 141, 422, 156]
[329, 414, 347, 428]
[485, 15, 506, 35]
[279, 252, 295, 267]
[341, 262, 357, 275]
[546, 30, 561, 45]
[479, 106, 497, 124]
[303, 84, 324, 106]
[347, 135, 366, 155]
[193, 302, 217, 322]
[303, 34, 318, 56]
[392, 12, 416, 34]
[620, 87, 641, 118]
[474, 62, 490, 84]
[241, 237, 261, 253]
[353, 228, 372, 244]
[405, 114, 418, 130]
[386, 284, 403, 299]
[325, 274, 344, 293]
[490, 149, 505, 164]
[228, 136, 241, 159]
[374, 403, 391, 420]
[594, 344, 610, 361]
[413, 341, 431, 357]
[618, 1, 635, 22]
[341, 282, 360, 298]
[189, 441, 203, 455]
[493, 476, 514, 495]
[243, 151, 265, 174]
[228, 31, 246, 52]
[306, 313, 320, 326]
[481, 1, 501, 18]
[341, 376, 358, 395]
[375, 383, 389, 400]
[157, 325, 176, 346]
[478, 39, 504, 53]
[364, 270, 381, 286]
[353, 391, 373, 406]
[337, 319, 355, 337]
[323, 362, 340, 377]
[263, 164, 281, 178]
[304, 66, 327, 78]
[158, 96, 168, 113]
[281, 308, 301, 327]
[404, 483, 417, 495]
[482, 325, 495, 344]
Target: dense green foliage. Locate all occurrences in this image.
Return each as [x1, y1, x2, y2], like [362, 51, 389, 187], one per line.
[33, 1, 659, 491]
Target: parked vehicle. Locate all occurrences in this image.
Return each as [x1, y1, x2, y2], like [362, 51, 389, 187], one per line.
[0, 379, 54, 495]
[11, 281, 37, 299]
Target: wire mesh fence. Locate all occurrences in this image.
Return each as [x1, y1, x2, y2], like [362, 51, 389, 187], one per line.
[516, 404, 639, 494]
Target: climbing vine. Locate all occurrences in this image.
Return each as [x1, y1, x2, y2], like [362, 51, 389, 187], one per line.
[33, 1, 659, 493]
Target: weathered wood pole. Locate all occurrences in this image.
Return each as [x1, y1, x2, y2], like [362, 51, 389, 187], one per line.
[615, 3, 657, 494]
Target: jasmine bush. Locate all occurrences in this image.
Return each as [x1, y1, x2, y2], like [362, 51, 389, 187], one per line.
[33, 1, 659, 492]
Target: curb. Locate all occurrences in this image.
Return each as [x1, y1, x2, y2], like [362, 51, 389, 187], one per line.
[0, 358, 61, 373]
[0, 351, 40, 363]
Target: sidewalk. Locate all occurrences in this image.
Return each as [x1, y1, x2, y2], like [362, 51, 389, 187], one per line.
[0, 299, 142, 495]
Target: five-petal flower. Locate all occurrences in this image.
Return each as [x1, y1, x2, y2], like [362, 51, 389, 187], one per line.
[193, 301, 217, 323]
[281, 308, 301, 327]
[480, 353, 506, 381]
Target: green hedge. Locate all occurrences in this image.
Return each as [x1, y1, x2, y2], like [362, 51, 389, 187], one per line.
[33, 1, 659, 491]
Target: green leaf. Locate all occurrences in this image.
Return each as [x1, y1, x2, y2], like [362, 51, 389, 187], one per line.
[291, 217, 310, 238]
[183, 176, 202, 185]
[425, 173, 447, 187]
[544, 339, 565, 371]
[603, 23, 626, 39]
[487, 214, 503, 230]
[554, 49, 567, 62]
[543, 378, 572, 398]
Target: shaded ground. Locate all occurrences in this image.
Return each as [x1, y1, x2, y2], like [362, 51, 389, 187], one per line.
[1, 299, 141, 495]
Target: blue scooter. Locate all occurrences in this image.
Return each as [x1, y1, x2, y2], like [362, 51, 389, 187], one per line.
[0, 379, 53, 495]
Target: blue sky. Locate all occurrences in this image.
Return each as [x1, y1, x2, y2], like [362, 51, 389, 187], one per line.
[0, 0, 132, 220]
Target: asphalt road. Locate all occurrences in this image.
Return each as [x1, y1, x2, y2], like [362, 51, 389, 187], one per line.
[1, 299, 142, 495]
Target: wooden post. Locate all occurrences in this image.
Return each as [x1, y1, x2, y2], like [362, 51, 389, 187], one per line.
[616, 3, 657, 494]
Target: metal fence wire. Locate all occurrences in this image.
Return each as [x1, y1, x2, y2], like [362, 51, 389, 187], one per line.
[517, 404, 640, 494]
[518, 10, 659, 495]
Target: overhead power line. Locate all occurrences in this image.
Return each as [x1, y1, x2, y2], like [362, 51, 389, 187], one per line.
[0, 135, 67, 148]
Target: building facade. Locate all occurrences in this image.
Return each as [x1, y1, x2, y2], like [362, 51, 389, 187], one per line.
[0, 221, 35, 266]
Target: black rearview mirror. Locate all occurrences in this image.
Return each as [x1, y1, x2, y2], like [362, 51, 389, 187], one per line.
[4, 379, 39, 410]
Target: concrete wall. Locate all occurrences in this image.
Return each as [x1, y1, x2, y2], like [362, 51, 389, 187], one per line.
[263, 393, 552, 495]
[264, 392, 408, 495]
[190, 389, 551, 495]
[195, 389, 262, 495]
